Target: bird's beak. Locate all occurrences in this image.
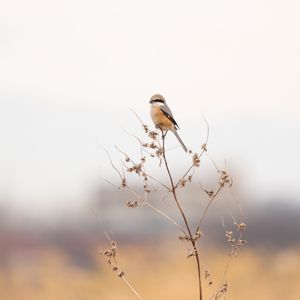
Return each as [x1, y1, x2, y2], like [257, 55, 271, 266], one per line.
[149, 100, 153, 104]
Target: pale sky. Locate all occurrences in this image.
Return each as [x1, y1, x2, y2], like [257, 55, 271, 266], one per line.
[1, 0, 300, 217]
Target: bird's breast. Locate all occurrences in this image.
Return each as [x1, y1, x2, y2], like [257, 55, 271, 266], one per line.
[150, 106, 174, 130]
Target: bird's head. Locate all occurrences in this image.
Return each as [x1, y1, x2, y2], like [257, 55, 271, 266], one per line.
[149, 94, 166, 105]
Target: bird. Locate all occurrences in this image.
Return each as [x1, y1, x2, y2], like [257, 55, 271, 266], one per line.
[149, 94, 187, 152]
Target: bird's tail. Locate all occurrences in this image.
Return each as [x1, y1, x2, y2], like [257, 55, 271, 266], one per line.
[172, 130, 188, 152]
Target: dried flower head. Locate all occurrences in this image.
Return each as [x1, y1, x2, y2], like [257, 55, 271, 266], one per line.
[120, 178, 127, 189]
[178, 178, 187, 188]
[127, 163, 143, 175]
[118, 271, 125, 278]
[155, 147, 164, 157]
[100, 240, 118, 265]
[178, 174, 192, 188]
[201, 143, 207, 152]
[126, 200, 139, 208]
[178, 233, 191, 241]
[148, 130, 158, 140]
[204, 270, 213, 286]
[193, 229, 203, 241]
[225, 229, 247, 257]
[187, 248, 196, 258]
[218, 170, 232, 187]
[219, 283, 228, 294]
[237, 222, 246, 231]
[192, 153, 201, 167]
[143, 124, 149, 133]
[204, 189, 214, 197]
[149, 142, 157, 149]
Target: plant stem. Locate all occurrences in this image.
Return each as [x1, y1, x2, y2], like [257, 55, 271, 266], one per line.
[161, 131, 203, 300]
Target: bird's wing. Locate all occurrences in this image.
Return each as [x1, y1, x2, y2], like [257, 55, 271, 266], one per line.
[160, 104, 179, 130]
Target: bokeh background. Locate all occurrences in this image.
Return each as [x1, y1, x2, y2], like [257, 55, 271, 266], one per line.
[1, 1, 300, 299]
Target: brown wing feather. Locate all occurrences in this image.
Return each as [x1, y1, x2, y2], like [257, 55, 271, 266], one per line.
[160, 107, 179, 130]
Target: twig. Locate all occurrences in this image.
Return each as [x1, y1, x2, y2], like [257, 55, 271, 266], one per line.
[161, 130, 203, 300]
[102, 230, 144, 300]
[121, 276, 144, 300]
[126, 186, 189, 236]
[121, 130, 170, 190]
[197, 185, 223, 231]
[130, 108, 147, 129]
[104, 148, 124, 181]
[175, 114, 210, 189]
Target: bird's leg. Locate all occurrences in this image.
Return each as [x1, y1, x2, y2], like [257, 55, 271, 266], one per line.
[160, 128, 167, 140]
[164, 130, 169, 138]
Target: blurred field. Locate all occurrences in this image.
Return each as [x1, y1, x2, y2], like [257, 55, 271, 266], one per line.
[1, 242, 300, 300]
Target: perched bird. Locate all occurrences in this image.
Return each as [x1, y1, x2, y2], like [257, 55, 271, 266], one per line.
[149, 94, 187, 152]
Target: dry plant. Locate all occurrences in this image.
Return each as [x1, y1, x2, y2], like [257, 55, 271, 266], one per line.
[101, 111, 246, 300]
[101, 231, 144, 300]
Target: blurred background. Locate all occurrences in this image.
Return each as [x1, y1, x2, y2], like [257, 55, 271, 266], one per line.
[1, 0, 300, 299]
